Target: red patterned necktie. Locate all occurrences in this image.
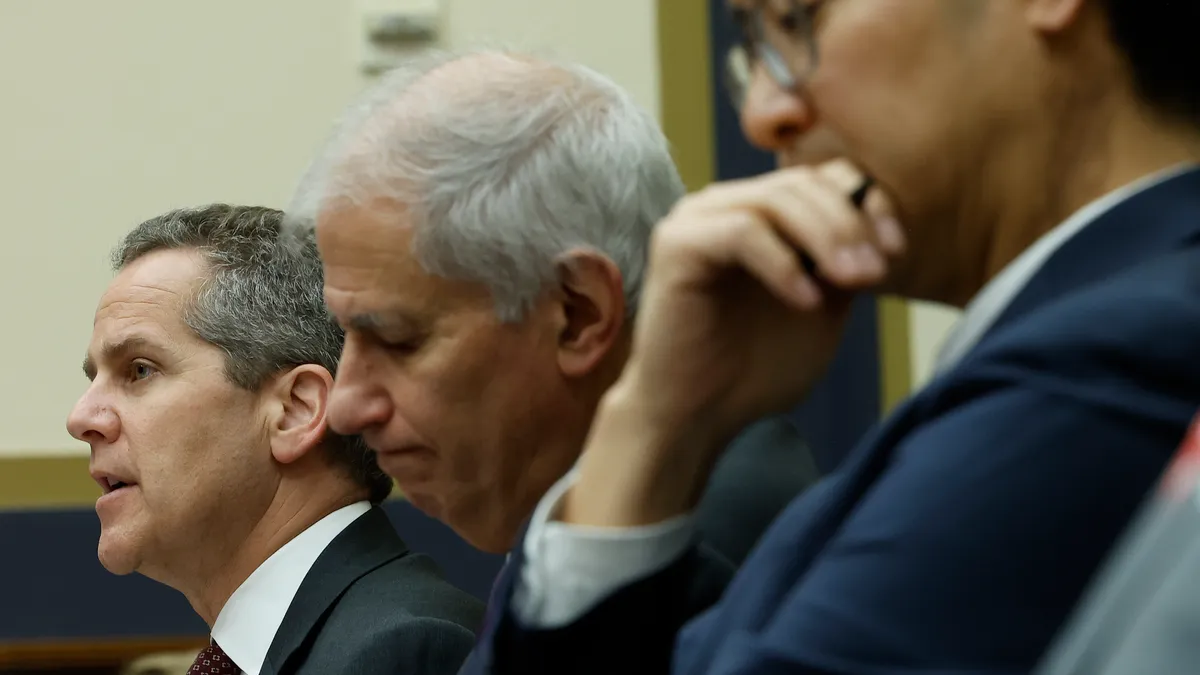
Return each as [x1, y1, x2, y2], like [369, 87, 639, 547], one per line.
[189, 641, 239, 675]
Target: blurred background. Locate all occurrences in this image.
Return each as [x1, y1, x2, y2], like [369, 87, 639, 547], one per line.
[0, 0, 959, 672]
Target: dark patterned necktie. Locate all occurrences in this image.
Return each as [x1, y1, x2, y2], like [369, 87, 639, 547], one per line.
[189, 640, 239, 675]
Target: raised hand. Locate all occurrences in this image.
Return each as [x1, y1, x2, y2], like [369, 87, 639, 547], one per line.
[565, 160, 905, 526]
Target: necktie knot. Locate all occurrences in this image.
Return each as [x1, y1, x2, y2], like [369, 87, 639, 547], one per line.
[189, 640, 239, 675]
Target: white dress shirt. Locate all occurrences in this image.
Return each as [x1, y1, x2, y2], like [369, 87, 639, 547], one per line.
[211, 501, 371, 675]
[513, 163, 1197, 629]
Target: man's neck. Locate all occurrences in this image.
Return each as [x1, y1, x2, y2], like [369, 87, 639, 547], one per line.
[485, 363, 629, 555]
[980, 99, 1200, 301]
[183, 489, 360, 626]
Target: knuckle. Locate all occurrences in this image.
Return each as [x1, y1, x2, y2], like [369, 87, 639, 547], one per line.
[724, 211, 760, 239]
[821, 157, 858, 176]
[820, 164, 869, 198]
[775, 165, 816, 186]
[664, 200, 694, 223]
[818, 158, 858, 179]
[650, 214, 695, 253]
[779, 163, 813, 177]
[650, 217, 681, 246]
[690, 182, 734, 206]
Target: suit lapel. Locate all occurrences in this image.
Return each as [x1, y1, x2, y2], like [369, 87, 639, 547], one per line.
[260, 507, 410, 675]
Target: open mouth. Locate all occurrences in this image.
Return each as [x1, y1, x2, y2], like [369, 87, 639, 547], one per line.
[95, 474, 137, 495]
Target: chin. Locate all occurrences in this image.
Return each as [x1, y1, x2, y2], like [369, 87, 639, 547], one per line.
[96, 529, 143, 576]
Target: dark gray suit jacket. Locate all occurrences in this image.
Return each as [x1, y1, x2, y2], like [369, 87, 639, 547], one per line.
[696, 415, 821, 565]
[262, 507, 485, 675]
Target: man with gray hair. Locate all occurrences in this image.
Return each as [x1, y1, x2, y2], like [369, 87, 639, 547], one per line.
[68, 204, 483, 675]
[284, 47, 819, 567]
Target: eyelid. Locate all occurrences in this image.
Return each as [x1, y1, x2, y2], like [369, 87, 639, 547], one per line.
[128, 358, 160, 379]
[383, 335, 422, 349]
[366, 322, 425, 343]
[377, 331, 426, 351]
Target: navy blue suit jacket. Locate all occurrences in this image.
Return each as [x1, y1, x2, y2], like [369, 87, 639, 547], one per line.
[467, 169, 1200, 675]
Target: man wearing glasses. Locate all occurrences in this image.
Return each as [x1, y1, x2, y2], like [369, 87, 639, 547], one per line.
[465, 0, 1200, 673]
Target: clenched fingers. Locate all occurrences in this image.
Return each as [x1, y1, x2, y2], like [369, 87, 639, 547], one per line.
[655, 160, 906, 307]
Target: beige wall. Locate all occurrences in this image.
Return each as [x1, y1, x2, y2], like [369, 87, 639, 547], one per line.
[444, 0, 660, 115]
[908, 302, 961, 388]
[0, 0, 659, 456]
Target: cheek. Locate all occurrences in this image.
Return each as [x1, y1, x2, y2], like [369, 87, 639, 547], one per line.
[134, 397, 265, 511]
[417, 343, 555, 445]
[131, 430, 211, 519]
[813, 3, 951, 134]
[391, 316, 560, 443]
[473, 345, 564, 446]
[812, 44, 972, 224]
[812, 59, 921, 150]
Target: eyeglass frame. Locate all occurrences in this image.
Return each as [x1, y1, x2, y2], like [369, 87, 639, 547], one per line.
[723, 1, 826, 111]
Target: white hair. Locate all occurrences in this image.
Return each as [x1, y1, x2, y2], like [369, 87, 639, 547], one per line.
[284, 47, 685, 321]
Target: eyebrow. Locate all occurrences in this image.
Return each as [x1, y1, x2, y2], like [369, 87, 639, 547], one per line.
[344, 312, 421, 333]
[82, 335, 157, 381]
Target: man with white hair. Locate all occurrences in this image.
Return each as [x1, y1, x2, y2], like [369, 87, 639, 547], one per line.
[283, 48, 818, 577]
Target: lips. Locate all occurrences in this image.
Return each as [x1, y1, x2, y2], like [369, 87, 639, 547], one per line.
[91, 470, 138, 495]
[373, 446, 432, 479]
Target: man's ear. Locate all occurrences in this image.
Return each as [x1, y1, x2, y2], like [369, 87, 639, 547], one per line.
[267, 364, 333, 465]
[1024, 0, 1086, 32]
[553, 249, 626, 378]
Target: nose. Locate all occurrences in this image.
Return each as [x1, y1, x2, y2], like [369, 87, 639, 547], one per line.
[66, 388, 119, 446]
[328, 339, 394, 436]
[739, 65, 814, 153]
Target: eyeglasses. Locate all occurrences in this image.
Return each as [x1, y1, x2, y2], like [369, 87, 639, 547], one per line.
[723, 1, 825, 110]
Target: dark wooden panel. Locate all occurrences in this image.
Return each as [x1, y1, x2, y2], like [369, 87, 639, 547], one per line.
[0, 636, 202, 672]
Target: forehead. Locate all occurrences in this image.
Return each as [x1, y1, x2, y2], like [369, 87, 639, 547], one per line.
[92, 248, 206, 341]
[315, 199, 412, 274]
[315, 202, 490, 319]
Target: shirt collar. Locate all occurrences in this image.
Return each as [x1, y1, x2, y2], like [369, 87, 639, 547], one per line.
[934, 162, 1198, 374]
[211, 501, 371, 675]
